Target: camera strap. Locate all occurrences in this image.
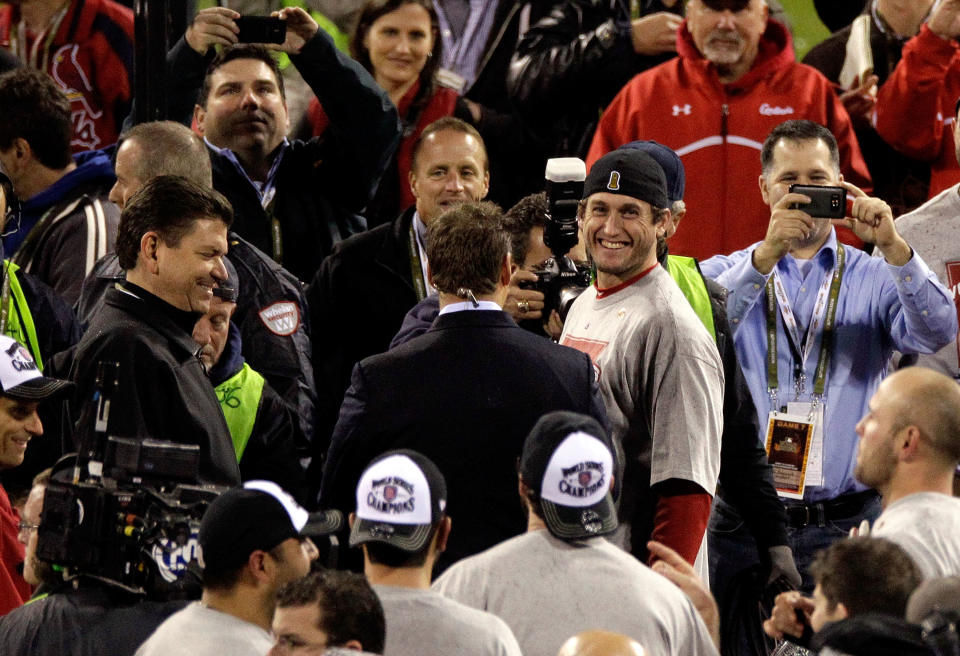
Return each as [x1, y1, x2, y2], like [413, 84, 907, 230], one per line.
[765, 243, 845, 405]
[407, 222, 428, 302]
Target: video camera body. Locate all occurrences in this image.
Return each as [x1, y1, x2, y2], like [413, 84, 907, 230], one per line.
[36, 362, 224, 599]
[521, 158, 592, 321]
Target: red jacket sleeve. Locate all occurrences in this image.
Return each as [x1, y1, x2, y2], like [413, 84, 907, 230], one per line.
[875, 24, 959, 162]
[650, 479, 712, 567]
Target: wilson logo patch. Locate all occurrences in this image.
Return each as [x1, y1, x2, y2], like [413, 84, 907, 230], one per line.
[258, 302, 300, 336]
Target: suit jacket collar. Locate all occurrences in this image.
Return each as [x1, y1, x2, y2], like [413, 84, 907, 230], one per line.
[374, 206, 418, 288]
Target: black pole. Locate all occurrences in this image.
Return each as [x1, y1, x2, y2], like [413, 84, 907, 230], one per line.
[132, 0, 195, 124]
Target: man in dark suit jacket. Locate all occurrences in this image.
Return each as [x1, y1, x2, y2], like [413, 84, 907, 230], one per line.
[320, 202, 608, 572]
[308, 118, 490, 468]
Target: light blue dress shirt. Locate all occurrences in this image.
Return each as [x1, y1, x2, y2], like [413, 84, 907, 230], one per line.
[701, 229, 957, 501]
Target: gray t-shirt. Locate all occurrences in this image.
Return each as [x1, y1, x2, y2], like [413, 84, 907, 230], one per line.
[433, 530, 719, 656]
[893, 184, 960, 378]
[871, 492, 960, 579]
[560, 265, 723, 576]
[135, 602, 274, 656]
[374, 585, 522, 656]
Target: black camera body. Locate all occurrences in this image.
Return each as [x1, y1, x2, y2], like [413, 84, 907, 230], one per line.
[236, 16, 286, 44]
[521, 257, 593, 321]
[524, 158, 590, 321]
[37, 468, 220, 598]
[788, 184, 849, 218]
[35, 362, 224, 599]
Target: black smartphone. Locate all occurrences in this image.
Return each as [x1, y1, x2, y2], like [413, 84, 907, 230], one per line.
[788, 184, 849, 219]
[236, 16, 286, 44]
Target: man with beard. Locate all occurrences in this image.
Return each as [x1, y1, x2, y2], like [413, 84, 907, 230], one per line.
[700, 120, 957, 590]
[587, 0, 870, 261]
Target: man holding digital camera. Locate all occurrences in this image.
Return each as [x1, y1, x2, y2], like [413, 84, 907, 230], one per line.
[700, 119, 957, 597]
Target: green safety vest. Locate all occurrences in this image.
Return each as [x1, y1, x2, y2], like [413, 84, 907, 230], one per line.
[666, 255, 717, 344]
[2, 261, 43, 370]
[215, 362, 265, 462]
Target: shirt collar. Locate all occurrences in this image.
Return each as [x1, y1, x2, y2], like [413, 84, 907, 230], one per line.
[778, 228, 840, 272]
[438, 300, 502, 315]
[204, 137, 289, 207]
[412, 211, 428, 251]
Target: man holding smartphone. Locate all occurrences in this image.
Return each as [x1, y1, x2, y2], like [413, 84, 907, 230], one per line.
[162, 6, 399, 284]
[700, 119, 957, 594]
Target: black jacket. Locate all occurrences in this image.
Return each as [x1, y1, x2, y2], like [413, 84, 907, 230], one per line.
[321, 309, 609, 571]
[307, 208, 419, 465]
[165, 29, 401, 283]
[0, 584, 187, 656]
[388, 256, 790, 551]
[65, 284, 240, 486]
[210, 322, 307, 501]
[76, 233, 318, 453]
[456, 0, 553, 210]
[702, 275, 789, 550]
[507, 0, 680, 157]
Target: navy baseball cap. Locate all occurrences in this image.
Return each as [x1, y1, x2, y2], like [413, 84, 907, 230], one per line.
[619, 140, 685, 204]
[213, 256, 239, 303]
[701, 0, 752, 11]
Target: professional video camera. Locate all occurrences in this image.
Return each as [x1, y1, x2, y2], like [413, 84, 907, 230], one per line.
[521, 158, 592, 321]
[36, 362, 224, 599]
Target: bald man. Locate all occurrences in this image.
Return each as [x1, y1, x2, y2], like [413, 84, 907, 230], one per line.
[556, 631, 645, 656]
[854, 367, 960, 578]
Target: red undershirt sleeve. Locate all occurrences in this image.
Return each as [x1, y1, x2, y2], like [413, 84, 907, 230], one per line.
[649, 478, 713, 567]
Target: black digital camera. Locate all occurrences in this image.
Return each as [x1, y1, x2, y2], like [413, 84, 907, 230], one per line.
[521, 158, 591, 321]
[35, 362, 224, 599]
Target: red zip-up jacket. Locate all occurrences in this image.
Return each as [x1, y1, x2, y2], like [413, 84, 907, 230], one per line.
[588, 19, 870, 261]
[874, 24, 960, 201]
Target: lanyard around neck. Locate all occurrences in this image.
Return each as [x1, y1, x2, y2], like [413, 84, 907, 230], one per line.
[407, 222, 427, 302]
[765, 244, 845, 407]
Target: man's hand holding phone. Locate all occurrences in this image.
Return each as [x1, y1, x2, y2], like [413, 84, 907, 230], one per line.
[836, 180, 912, 265]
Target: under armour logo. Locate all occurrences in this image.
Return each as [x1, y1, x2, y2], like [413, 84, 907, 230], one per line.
[672, 104, 692, 116]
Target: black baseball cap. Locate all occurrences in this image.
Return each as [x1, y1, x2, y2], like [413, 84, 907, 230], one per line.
[199, 480, 342, 573]
[584, 149, 669, 210]
[350, 450, 447, 553]
[0, 336, 71, 401]
[520, 411, 618, 540]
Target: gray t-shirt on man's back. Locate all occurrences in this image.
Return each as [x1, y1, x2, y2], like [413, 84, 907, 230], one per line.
[374, 585, 522, 656]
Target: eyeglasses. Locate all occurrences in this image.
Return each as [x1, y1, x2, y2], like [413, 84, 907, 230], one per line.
[17, 520, 39, 534]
